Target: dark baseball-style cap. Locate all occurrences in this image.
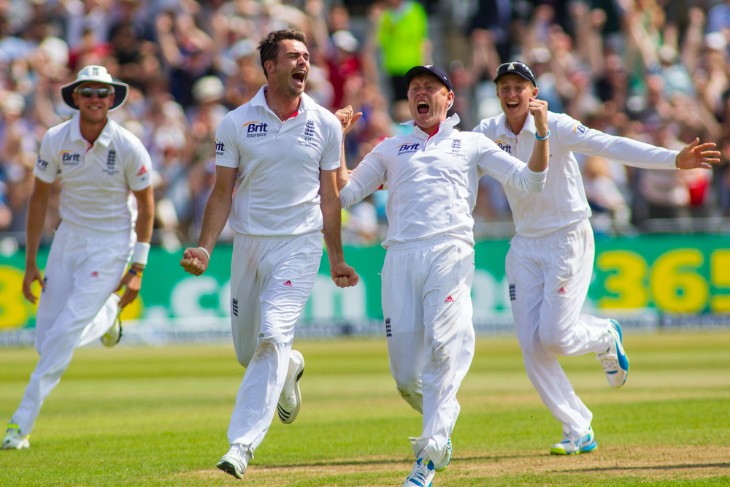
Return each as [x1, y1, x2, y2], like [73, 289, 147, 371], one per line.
[404, 65, 454, 92]
[494, 62, 537, 86]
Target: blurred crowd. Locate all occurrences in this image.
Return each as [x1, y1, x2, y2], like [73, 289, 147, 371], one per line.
[1, 0, 729, 250]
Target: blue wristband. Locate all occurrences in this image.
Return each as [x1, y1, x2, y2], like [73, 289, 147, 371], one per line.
[535, 130, 550, 141]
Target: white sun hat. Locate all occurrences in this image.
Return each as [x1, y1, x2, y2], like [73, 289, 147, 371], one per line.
[61, 65, 129, 111]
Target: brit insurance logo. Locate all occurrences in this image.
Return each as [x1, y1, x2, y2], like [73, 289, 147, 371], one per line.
[494, 139, 512, 154]
[215, 139, 225, 156]
[245, 121, 268, 138]
[397, 142, 419, 155]
[36, 158, 49, 171]
[59, 150, 81, 166]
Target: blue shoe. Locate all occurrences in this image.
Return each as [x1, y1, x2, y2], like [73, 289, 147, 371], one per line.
[550, 427, 597, 455]
[597, 319, 629, 388]
[403, 457, 435, 487]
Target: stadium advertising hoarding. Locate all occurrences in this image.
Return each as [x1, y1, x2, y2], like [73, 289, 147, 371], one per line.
[0, 234, 728, 343]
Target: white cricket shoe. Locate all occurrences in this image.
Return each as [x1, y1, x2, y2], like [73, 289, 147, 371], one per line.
[101, 311, 123, 348]
[2, 423, 29, 450]
[277, 350, 304, 424]
[216, 444, 251, 479]
[403, 457, 436, 487]
[550, 427, 597, 455]
[597, 319, 629, 388]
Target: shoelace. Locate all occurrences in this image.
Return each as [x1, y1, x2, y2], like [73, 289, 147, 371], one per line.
[597, 352, 619, 371]
[409, 459, 433, 482]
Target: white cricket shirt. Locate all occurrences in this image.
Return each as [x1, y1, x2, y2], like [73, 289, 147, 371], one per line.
[34, 113, 152, 233]
[473, 111, 679, 238]
[340, 115, 546, 248]
[215, 87, 342, 236]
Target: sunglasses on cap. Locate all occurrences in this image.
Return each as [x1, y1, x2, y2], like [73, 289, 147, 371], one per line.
[74, 87, 114, 98]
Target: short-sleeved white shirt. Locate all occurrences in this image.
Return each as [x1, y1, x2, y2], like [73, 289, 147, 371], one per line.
[473, 111, 678, 238]
[339, 115, 546, 248]
[215, 87, 342, 236]
[34, 113, 152, 233]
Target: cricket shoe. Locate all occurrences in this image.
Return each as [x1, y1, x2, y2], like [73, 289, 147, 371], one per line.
[216, 444, 251, 479]
[434, 438, 452, 472]
[550, 427, 597, 455]
[403, 457, 436, 487]
[2, 423, 30, 450]
[100, 309, 123, 348]
[597, 319, 629, 388]
[277, 350, 304, 424]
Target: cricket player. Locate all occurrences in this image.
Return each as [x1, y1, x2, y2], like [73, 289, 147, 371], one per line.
[179, 29, 358, 480]
[473, 61, 721, 455]
[2, 65, 154, 450]
[336, 64, 549, 487]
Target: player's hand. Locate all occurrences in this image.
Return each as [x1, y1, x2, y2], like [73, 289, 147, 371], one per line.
[22, 264, 43, 304]
[529, 98, 549, 137]
[335, 105, 362, 135]
[115, 265, 144, 308]
[180, 247, 210, 276]
[330, 261, 359, 288]
[676, 138, 721, 169]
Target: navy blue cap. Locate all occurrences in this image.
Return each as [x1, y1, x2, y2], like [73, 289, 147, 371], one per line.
[404, 65, 454, 92]
[494, 61, 537, 86]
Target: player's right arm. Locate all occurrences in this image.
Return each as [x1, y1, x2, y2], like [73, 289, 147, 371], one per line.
[23, 178, 53, 303]
[180, 166, 237, 276]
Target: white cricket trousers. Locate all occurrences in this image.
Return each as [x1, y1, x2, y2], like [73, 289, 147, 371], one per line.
[226, 232, 322, 451]
[12, 222, 131, 435]
[381, 238, 475, 465]
[506, 219, 612, 438]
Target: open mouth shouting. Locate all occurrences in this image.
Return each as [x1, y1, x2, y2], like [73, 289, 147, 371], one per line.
[292, 70, 307, 88]
[416, 100, 430, 114]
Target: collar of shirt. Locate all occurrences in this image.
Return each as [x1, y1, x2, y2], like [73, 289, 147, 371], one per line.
[69, 112, 113, 148]
[495, 111, 538, 139]
[403, 113, 460, 140]
[250, 85, 317, 116]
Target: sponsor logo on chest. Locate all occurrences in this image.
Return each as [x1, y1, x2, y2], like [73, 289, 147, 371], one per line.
[60, 150, 82, 166]
[398, 143, 420, 155]
[494, 139, 513, 154]
[245, 121, 268, 138]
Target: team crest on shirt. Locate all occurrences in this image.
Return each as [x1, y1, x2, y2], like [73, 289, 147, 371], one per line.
[449, 138, 463, 157]
[102, 150, 119, 175]
[494, 139, 512, 154]
[398, 143, 419, 155]
[60, 150, 81, 166]
[297, 120, 318, 147]
[245, 121, 268, 138]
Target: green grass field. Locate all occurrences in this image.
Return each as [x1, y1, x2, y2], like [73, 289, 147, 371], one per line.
[1, 330, 729, 486]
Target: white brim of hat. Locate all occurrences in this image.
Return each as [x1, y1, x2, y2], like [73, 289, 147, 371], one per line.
[60, 80, 129, 111]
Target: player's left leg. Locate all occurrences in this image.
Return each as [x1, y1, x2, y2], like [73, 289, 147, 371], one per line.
[411, 240, 474, 474]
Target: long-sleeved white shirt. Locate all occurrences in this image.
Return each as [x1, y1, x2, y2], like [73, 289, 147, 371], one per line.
[473, 111, 679, 238]
[340, 115, 546, 248]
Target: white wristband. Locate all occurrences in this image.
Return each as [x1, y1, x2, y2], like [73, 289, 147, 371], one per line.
[132, 242, 150, 266]
[197, 246, 211, 260]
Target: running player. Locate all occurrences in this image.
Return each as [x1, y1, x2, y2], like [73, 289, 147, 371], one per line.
[180, 29, 358, 480]
[336, 64, 549, 487]
[2, 65, 154, 450]
[473, 61, 721, 455]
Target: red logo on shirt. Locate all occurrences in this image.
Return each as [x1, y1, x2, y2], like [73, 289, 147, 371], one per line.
[558, 286, 567, 295]
[444, 295, 454, 303]
[136, 166, 148, 176]
[283, 280, 293, 287]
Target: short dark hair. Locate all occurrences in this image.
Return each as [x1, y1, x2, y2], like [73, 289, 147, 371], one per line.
[258, 29, 307, 79]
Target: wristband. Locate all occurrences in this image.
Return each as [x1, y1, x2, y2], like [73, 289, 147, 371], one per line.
[535, 130, 551, 141]
[128, 267, 143, 277]
[197, 246, 211, 260]
[132, 241, 150, 266]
